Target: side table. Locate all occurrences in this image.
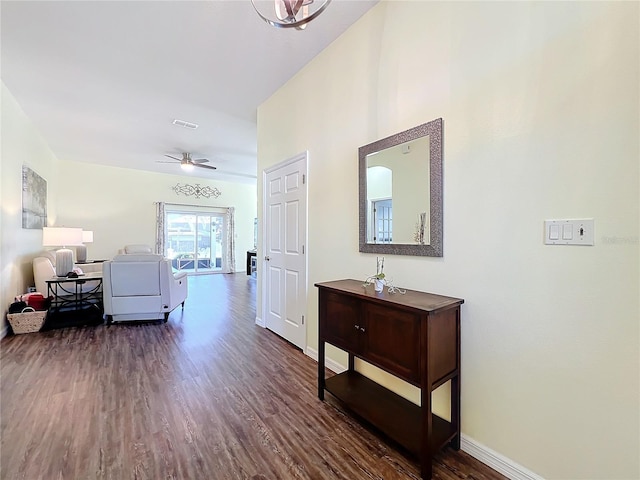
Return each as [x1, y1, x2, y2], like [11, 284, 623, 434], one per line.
[44, 272, 104, 329]
[246, 250, 257, 276]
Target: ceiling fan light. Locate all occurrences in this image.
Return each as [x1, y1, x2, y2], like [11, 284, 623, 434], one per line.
[181, 162, 194, 172]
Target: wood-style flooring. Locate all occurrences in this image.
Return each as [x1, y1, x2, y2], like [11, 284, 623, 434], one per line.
[1, 274, 506, 480]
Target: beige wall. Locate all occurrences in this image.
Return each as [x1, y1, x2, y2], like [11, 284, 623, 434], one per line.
[55, 161, 257, 270]
[256, 2, 639, 479]
[0, 83, 61, 334]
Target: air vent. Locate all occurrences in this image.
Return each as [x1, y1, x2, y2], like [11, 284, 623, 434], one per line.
[172, 119, 198, 129]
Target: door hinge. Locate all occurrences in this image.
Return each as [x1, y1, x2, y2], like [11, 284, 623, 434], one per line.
[302, 244, 305, 254]
[302, 315, 305, 325]
[302, 174, 306, 184]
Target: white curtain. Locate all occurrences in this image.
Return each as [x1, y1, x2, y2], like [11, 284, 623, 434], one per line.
[155, 202, 165, 255]
[224, 207, 235, 273]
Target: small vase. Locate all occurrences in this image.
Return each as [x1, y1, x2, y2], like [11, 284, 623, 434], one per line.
[374, 278, 385, 293]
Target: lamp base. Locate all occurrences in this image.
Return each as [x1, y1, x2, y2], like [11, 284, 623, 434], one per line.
[55, 248, 74, 277]
[76, 244, 87, 263]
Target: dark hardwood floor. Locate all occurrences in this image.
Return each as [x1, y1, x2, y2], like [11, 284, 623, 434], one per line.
[1, 274, 505, 480]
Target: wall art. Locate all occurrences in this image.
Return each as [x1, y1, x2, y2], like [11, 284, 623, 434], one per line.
[172, 183, 221, 199]
[22, 165, 47, 229]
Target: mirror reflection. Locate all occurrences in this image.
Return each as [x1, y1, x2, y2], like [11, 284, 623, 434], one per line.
[359, 118, 443, 257]
[365, 134, 430, 244]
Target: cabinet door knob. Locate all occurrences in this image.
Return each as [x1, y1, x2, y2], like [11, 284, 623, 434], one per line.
[354, 324, 360, 330]
[360, 327, 365, 332]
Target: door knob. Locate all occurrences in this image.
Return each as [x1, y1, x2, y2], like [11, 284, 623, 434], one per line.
[265, 256, 270, 261]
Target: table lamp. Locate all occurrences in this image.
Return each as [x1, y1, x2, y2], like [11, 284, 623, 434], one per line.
[76, 230, 94, 263]
[42, 227, 83, 276]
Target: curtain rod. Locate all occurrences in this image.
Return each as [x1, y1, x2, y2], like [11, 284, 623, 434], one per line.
[154, 201, 234, 210]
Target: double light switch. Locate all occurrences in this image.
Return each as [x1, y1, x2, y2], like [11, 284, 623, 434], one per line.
[544, 219, 594, 246]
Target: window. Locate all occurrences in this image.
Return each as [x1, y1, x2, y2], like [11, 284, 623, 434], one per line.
[165, 211, 226, 273]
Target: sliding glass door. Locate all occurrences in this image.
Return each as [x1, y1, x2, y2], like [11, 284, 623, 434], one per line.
[165, 211, 226, 273]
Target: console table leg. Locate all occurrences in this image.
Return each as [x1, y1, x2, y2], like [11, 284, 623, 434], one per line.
[421, 374, 433, 479]
[420, 458, 433, 480]
[318, 339, 325, 400]
[450, 373, 461, 450]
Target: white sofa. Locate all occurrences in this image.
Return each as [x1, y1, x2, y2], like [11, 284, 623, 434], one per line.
[120, 244, 154, 255]
[102, 254, 187, 323]
[33, 250, 103, 296]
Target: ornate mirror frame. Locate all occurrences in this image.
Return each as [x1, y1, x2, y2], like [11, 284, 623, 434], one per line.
[358, 118, 443, 257]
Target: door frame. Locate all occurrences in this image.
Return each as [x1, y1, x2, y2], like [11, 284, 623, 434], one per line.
[259, 151, 308, 351]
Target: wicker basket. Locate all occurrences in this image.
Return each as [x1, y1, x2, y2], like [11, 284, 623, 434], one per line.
[7, 310, 47, 334]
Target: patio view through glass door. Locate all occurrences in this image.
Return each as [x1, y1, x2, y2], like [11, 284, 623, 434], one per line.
[165, 212, 226, 273]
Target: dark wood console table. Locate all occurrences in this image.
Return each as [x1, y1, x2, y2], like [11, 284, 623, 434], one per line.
[316, 279, 464, 479]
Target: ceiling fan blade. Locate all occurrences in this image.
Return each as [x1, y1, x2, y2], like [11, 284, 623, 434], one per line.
[191, 158, 209, 164]
[165, 154, 181, 161]
[194, 163, 217, 170]
[157, 161, 180, 164]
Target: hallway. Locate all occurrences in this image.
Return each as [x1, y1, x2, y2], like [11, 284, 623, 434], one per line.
[0, 274, 504, 480]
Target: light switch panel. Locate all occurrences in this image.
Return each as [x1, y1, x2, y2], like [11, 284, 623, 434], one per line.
[545, 219, 595, 246]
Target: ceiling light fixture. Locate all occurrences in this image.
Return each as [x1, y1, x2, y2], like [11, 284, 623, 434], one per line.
[251, 0, 331, 30]
[181, 161, 195, 172]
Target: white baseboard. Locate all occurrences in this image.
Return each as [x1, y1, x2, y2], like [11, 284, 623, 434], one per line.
[255, 316, 265, 328]
[305, 346, 542, 480]
[305, 347, 347, 374]
[460, 434, 544, 480]
[305, 346, 318, 362]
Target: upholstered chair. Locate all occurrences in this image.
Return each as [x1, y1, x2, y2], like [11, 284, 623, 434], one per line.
[102, 254, 187, 323]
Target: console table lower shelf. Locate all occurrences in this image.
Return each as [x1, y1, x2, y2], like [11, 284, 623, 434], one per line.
[324, 371, 457, 458]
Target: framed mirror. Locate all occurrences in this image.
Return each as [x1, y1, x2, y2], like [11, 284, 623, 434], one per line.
[359, 118, 442, 256]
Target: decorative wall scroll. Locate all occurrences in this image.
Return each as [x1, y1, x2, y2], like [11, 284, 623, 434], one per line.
[22, 165, 47, 229]
[172, 183, 221, 199]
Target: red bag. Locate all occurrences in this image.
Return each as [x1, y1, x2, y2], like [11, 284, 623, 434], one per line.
[25, 293, 47, 311]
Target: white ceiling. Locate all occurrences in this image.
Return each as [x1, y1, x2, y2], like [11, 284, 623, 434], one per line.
[1, 0, 377, 184]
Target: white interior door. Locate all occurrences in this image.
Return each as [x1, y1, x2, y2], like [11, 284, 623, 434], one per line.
[264, 154, 307, 350]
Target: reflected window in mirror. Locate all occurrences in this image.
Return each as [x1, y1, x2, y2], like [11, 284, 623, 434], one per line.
[359, 118, 442, 257]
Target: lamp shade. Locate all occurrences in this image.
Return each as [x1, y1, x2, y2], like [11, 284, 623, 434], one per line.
[42, 227, 82, 276]
[82, 230, 94, 243]
[77, 230, 94, 263]
[42, 227, 83, 247]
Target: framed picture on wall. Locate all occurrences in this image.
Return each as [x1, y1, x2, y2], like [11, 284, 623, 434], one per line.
[22, 165, 47, 229]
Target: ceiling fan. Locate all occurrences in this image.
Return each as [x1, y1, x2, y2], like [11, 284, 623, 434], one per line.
[160, 153, 217, 172]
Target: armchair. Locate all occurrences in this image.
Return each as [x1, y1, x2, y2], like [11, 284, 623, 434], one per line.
[33, 250, 103, 296]
[102, 254, 187, 323]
